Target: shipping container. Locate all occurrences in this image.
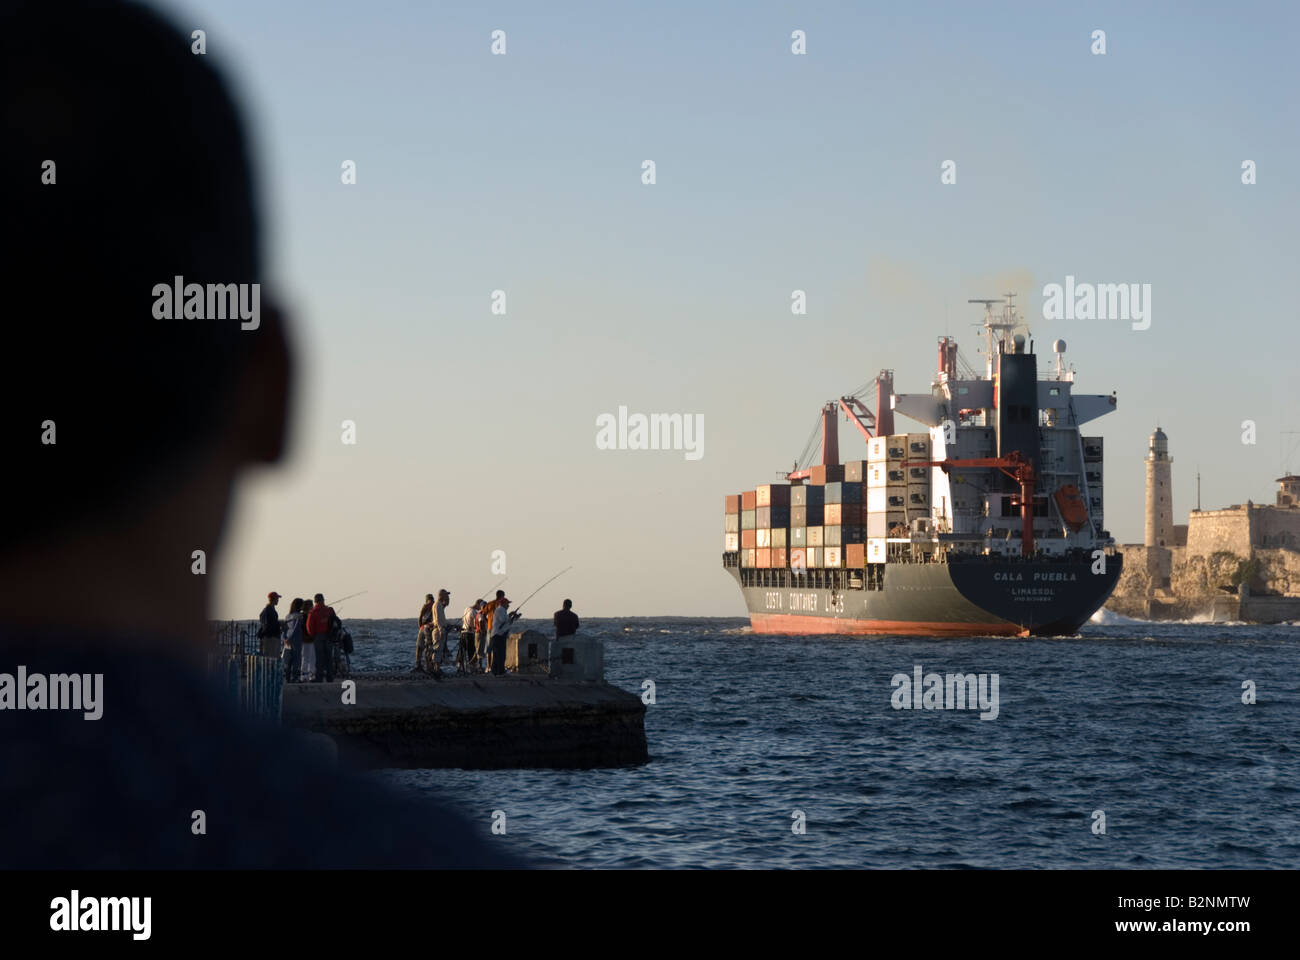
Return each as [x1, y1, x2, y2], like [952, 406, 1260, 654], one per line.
[824, 481, 864, 504]
[867, 462, 887, 488]
[824, 502, 841, 526]
[808, 464, 845, 485]
[886, 493, 906, 509]
[756, 528, 771, 548]
[740, 509, 756, 530]
[755, 483, 791, 508]
[741, 490, 757, 511]
[807, 546, 824, 568]
[791, 504, 824, 526]
[755, 548, 772, 569]
[867, 487, 886, 513]
[724, 494, 741, 514]
[907, 466, 929, 484]
[771, 527, 787, 548]
[807, 525, 824, 547]
[844, 460, 866, 483]
[724, 533, 739, 551]
[771, 547, 788, 567]
[867, 437, 888, 462]
[789, 547, 807, 572]
[790, 526, 806, 547]
[740, 529, 756, 549]
[1083, 436, 1104, 462]
[866, 513, 887, 538]
[791, 485, 825, 507]
[907, 433, 931, 458]
[755, 506, 769, 528]
[740, 548, 756, 568]
[824, 524, 865, 546]
[908, 491, 929, 507]
[724, 513, 739, 533]
[867, 538, 886, 564]
[845, 543, 865, 568]
[824, 546, 842, 569]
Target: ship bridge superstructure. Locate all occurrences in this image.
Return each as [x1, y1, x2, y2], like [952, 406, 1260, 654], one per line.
[890, 296, 1117, 556]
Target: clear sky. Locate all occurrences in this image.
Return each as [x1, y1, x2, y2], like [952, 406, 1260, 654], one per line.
[162, 0, 1300, 619]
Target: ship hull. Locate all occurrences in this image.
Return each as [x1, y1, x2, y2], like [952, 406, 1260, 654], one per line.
[729, 553, 1122, 637]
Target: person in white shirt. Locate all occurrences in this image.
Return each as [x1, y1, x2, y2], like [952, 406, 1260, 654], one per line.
[458, 599, 483, 674]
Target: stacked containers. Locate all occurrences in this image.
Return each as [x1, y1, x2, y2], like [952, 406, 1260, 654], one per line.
[866, 435, 910, 564]
[739, 490, 757, 567]
[905, 433, 931, 523]
[723, 494, 741, 553]
[754, 483, 790, 569]
[789, 483, 822, 569]
[822, 481, 865, 567]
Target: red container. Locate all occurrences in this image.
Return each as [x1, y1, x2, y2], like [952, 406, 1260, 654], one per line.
[846, 543, 865, 567]
[741, 490, 757, 511]
[771, 547, 788, 567]
[740, 529, 756, 549]
[755, 484, 791, 507]
[724, 494, 741, 514]
[809, 465, 845, 485]
[755, 548, 772, 568]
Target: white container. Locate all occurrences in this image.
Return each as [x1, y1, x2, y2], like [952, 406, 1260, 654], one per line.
[756, 528, 771, 548]
[867, 437, 888, 462]
[867, 487, 887, 513]
[867, 462, 888, 487]
[824, 546, 842, 569]
[724, 532, 739, 551]
[867, 538, 886, 564]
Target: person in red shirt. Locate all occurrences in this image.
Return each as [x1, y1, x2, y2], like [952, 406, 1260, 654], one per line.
[305, 593, 336, 683]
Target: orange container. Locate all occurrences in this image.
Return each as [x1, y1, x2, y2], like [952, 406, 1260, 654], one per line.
[741, 490, 757, 511]
[755, 548, 772, 568]
[740, 529, 756, 549]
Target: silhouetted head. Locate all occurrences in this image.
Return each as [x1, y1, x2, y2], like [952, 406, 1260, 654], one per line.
[2, 0, 289, 556]
[562, 599, 572, 610]
[314, 594, 324, 605]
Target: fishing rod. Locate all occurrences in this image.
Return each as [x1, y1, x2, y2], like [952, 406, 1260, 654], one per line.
[473, 577, 507, 602]
[510, 566, 574, 618]
[332, 590, 368, 607]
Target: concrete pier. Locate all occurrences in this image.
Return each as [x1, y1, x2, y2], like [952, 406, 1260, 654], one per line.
[281, 673, 649, 770]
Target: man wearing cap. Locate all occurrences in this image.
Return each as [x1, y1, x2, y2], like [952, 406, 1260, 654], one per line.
[489, 596, 514, 676]
[257, 592, 281, 657]
[431, 588, 455, 676]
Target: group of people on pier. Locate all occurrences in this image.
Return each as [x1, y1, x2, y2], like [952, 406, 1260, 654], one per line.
[256, 589, 581, 681]
[257, 592, 351, 683]
[416, 590, 581, 679]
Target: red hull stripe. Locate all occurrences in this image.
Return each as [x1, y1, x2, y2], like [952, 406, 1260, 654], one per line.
[749, 613, 1025, 637]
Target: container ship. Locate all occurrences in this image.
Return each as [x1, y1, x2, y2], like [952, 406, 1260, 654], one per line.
[722, 295, 1122, 636]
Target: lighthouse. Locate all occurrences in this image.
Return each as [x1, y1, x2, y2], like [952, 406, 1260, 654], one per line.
[1145, 426, 1174, 548]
